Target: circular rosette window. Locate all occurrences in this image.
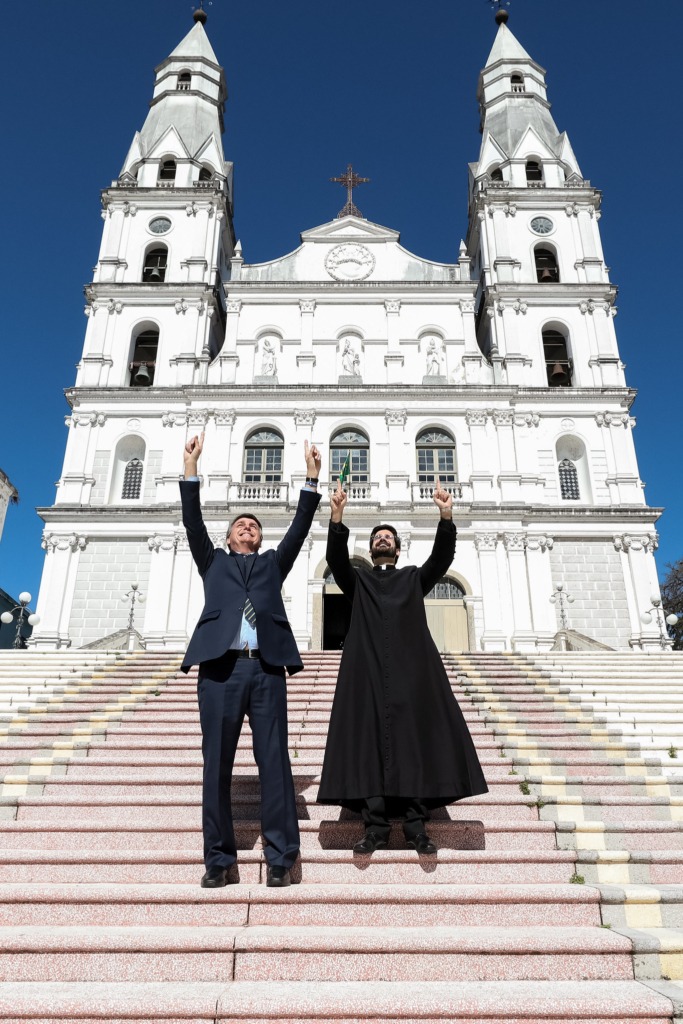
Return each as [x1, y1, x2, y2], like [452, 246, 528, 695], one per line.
[325, 243, 375, 281]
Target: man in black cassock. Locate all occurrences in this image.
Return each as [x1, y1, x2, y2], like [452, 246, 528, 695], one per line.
[317, 479, 488, 853]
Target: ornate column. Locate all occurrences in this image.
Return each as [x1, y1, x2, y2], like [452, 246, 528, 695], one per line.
[384, 409, 410, 503]
[596, 412, 641, 505]
[58, 413, 105, 504]
[525, 534, 556, 647]
[32, 533, 87, 648]
[296, 300, 317, 384]
[614, 533, 661, 650]
[466, 410, 494, 502]
[211, 409, 236, 502]
[493, 410, 520, 502]
[144, 534, 178, 646]
[503, 532, 534, 648]
[219, 299, 241, 383]
[384, 300, 404, 384]
[291, 409, 317, 490]
[474, 533, 506, 650]
[166, 532, 194, 644]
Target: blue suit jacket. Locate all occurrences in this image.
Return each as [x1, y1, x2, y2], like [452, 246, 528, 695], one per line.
[179, 480, 321, 674]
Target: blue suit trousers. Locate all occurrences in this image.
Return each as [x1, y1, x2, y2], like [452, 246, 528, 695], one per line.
[197, 652, 299, 870]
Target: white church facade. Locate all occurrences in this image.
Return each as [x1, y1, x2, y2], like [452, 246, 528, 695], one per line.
[32, 10, 665, 653]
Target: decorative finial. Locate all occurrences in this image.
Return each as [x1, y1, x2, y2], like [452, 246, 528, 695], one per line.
[488, 0, 511, 25]
[330, 164, 370, 219]
[192, 1, 211, 24]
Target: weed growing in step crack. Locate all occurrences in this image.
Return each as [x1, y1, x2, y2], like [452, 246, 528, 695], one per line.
[518, 781, 530, 795]
[668, 745, 679, 759]
[569, 872, 585, 884]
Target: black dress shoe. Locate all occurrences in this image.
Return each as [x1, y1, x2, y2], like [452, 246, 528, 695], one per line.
[266, 865, 291, 887]
[353, 831, 389, 854]
[406, 832, 437, 854]
[201, 867, 230, 888]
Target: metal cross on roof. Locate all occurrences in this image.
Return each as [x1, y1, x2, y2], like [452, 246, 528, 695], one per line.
[330, 164, 370, 219]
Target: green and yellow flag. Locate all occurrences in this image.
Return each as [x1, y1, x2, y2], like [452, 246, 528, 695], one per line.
[338, 450, 351, 486]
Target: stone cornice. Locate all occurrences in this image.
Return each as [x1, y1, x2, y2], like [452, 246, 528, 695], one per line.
[226, 281, 475, 294]
[36, 503, 664, 528]
[64, 385, 637, 410]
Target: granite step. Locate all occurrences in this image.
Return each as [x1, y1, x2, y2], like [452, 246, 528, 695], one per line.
[0, 924, 635, 983]
[0, 979, 674, 1023]
[0, 882, 601, 928]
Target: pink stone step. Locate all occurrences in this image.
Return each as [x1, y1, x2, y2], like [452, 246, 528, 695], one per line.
[0, 882, 600, 928]
[0, 818, 558, 852]
[0, 925, 634, 983]
[0, 979, 672, 1023]
[12, 794, 541, 824]
[0, 849, 579, 886]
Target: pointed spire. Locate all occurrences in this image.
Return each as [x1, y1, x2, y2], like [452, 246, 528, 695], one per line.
[472, 17, 584, 179]
[125, 18, 228, 170]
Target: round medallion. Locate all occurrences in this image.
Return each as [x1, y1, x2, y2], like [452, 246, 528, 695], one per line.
[530, 216, 554, 235]
[560, 418, 575, 430]
[149, 217, 172, 235]
[325, 243, 375, 281]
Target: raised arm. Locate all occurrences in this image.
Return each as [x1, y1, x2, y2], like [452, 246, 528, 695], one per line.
[419, 479, 457, 595]
[275, 440, 322, 579]
[179, 432, 216, 577]
[326, 480, 356, 597]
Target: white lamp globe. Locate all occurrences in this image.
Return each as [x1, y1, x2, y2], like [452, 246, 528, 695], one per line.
[666, 614, 679, 626]
[640, 612, 653, 625]
[27, 614, 40, 627]
[0, 612, 13, 625]
[18, 592, 31, 605]
[650, 594, 661, 607]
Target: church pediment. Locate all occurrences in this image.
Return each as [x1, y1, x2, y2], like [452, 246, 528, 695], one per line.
[240, 216, 458, 284]
[301, 216, 400, 244]
[511, 124, 557, 162]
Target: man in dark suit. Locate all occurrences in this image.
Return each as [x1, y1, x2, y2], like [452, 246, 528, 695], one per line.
[180, 432, 322, 888]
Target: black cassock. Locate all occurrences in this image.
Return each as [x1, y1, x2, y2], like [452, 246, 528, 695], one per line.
[317, 518, 488, 810]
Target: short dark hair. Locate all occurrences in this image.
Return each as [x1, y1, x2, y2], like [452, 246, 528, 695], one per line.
[228, 513, 263, 534]
[369, 524, 401, 550]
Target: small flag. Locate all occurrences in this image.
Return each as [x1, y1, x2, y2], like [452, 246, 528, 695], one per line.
[338, 451, 351, 486]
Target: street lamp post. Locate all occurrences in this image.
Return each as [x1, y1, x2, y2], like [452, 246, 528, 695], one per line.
[122, 584, 145, 647]
[550, 583, 575, 631]
[0, 592, 41, 649]
[640, 594, 678, 650]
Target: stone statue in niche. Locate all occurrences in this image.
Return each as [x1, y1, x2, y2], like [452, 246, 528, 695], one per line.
[260, 338, 277, 377]
[422, 336, 446, 385]
[253, 337, 279, 385]
[339, 338, 362, 383]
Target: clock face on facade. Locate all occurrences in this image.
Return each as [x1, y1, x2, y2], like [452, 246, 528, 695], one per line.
[530, 216, 554, 235]
[149, 217, 172, 235]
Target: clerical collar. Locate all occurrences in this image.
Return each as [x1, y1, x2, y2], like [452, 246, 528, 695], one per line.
[374, 564, 396, 572]
[229, 549, 256, 557]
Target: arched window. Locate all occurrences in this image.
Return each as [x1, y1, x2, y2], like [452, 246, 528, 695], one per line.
[535, 247, 559, 283]
[129, 328, 158, 386]
[243, 430, 283, 483]
[543, 329, 572, 387]
[122, 458, 144, 500]
[109, 435, 146, 504]
[526, 160, 543, 183]
[330, 429, 369, 485]
[416, 429, 457, 494]
[142, 247, 167, 283]
[558, 458, 580, 500]
[198, 166, 213, 182]
[425, 577, 465, 600]
[158, 159, 176, 183]
[556, 435, 591, 502]
[177, 71, 191, 91]
[490, 167, 504, 182]
[511, 74, 525, 93]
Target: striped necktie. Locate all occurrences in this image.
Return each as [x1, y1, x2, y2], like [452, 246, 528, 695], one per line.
[244, 597, 257, 628]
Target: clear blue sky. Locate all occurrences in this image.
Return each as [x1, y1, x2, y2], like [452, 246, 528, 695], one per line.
[0, 0, 680, 605]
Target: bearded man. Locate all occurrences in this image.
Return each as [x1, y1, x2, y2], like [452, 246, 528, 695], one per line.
[317, 479, 488, 852]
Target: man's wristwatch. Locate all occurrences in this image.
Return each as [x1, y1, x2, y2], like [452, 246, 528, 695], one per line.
[305, 477, 319, 487]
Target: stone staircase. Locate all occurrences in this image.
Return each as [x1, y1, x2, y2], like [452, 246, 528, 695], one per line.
[0, 648, 682, 1022]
